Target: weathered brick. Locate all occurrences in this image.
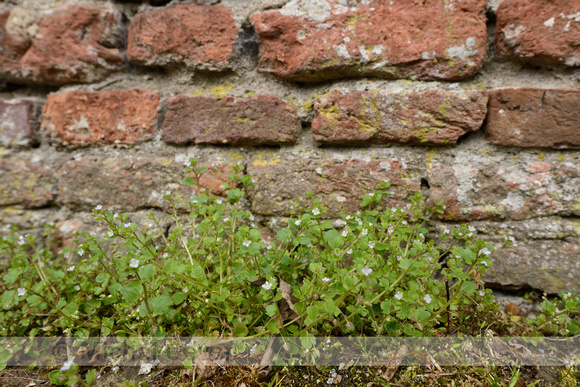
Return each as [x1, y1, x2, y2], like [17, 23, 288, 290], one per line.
[484, 240, 580, 294]
[0, 6, 123, 85]
[41, 90, 160, 147]
[0, 99, 38, 148]
[495, 0, 580, 67]
[248, 158, 421, 217]
[0, 158, 56, 208]
[312, 90, 487, 145]
[127, 2, 237, 71]
[57, 157, 232, 212]
[251, 0, 487, 82]
[162, 95, 301, 146]
[485, 88, 580, 149]
[428, 153, 580, 221]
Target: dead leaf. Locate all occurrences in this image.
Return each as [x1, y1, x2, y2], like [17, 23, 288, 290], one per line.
[505, 303, 521, 315]
[277, 278, 301, 324]
[248, 277, 267, 286]
[381, 345, 408, 381]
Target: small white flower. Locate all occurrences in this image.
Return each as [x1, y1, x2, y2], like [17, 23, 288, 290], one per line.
[442, 204, 446, 210]
[295, 220, 301, 226]
[216, 237, 221, 242]
[368, 192, 374, 197]
[262, 281, 273, 291]
[347, 249, 353, 254]
[216, 199, 223, 204]
[387, 225, 394, 234]
[479, 290, 485, 297]
[481, 261, 488, 267]
[468, 225, 476, 233]
[17, 288, 26, 297]
[327, 377, 334, 384]
[67, 265, 75, 272]
[113, 213, 119, 219]
[346, 215, 352, 220]
[480, 247, 491, 256]
[368, 241, 375, 249]
[361, 228, 368, 236]
[60, 359, 74, 371]
[17, 236, 25, 246]
[443, 228, 450, 235]
[312, 208, 320, 216]
[356, 211, 361, 215]
[361, 267, 373, 277]
[107, 230, 114, 237]
[242, 239, 251, 247]
[249, 214, 255, 221]
[394, 291, 403, 300]
[124, 222, 132, 228]
[401, 220, 407, 226]
[183, 287, 188, 293]
[423, 294, 432, 304]
[267, 244, 273, 250]
[95, 205, 103, 210]
[74, 285, 80, 291]
[129, 258, 139, 269]
[397, 255, 402, 261]
[322, 277, 330, 283]
[341, 229, 349, 237]
[112, 366, 119, 373]
[162, 252, 169, 258]
[223, 217, 229, 222]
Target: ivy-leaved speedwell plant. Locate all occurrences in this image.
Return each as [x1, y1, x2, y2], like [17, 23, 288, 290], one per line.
[1, 158, 579, 341]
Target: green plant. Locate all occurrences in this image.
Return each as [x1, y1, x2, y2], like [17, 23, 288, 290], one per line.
[0, 158, 578, 347]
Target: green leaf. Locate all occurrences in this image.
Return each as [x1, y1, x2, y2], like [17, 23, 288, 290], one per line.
[182, 176, 196, 186]
[233, 323, 248, 337]
[266, 320, 280, 334]
[138, 264, 155, 281]
[85, 369, 96, 386]
[265, 304, 277, 317]
[119, 281, 142, 304]
[324, 299, 340, 317]
[323, 229, 343, 249]
[26, 295, 43, 308]
[149, 295, 172, 315]
[342, 275, 356, 290]
[276, 228, 292, 242]
[171, 292, 187, 305]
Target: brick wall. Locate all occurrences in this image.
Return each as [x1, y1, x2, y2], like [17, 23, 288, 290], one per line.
[1, 0, 579, 294]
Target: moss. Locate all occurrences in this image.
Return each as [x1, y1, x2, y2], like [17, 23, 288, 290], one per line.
[558, 153, 565, 161]
[303, 100, 313, 113]
[252, 152, 281, 167]
[425, 149, 436, 170]
[483, 204, 506, 217]
[538, 152, 545, 160]
[571, 195, 580, 215]
[234, 117, 256, 124]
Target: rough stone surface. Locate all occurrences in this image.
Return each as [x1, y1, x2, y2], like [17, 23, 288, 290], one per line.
[484, 240, 580, 293]
[127, 2, 237, 71]
[0, 6, 123, 85]
[248, 158, 421, 217]
[41, 90, 160, 147]
[312, 90, 488, 145]
[57, 157, 232, 212]
[495, 0, 580, 67]
[251, 0, 487, 81]
[485, 88, 580, 149]
[162, 95, 301, 146]
[0, 99, 38, 148]
[0, 158, 56, 208]
[428, 153, 580, 221]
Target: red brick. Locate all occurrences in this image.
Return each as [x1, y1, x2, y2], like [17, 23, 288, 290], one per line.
[495, 0, 580, 67]
[41, 90, 160, 147]
[485, 88, 580, 149]
[251, 0, 487, 82]
[0, 99, 38, 148]
[248, 158, 421, 217]
[428, 153, 580, 221]
[484, 240, 580, 294]
[0, 6, 123, 85]
[127, 2, 237, 71]
[0, 158, 56, 208]
[162, 95, 301, 146]
[312, 90, 487, 145]
[58, 157, 232, 212]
